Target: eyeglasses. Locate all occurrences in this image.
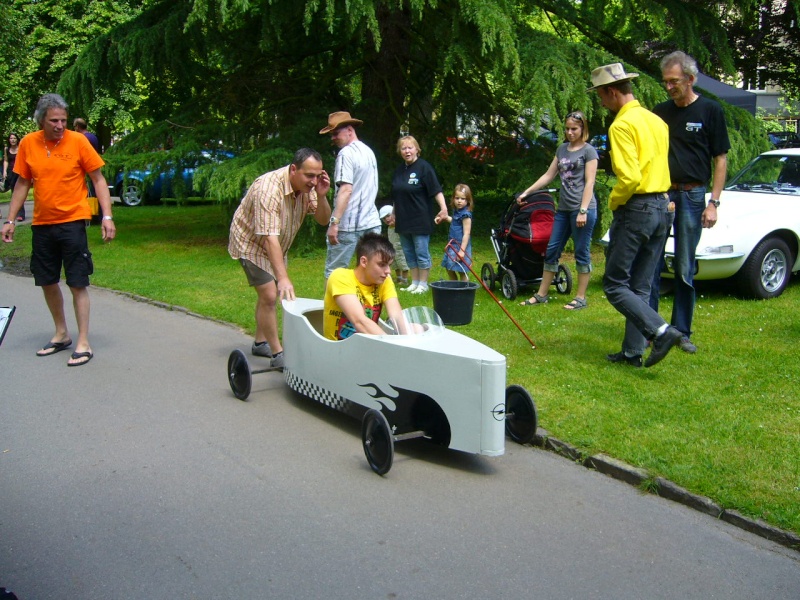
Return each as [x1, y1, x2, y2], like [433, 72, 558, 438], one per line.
[662, 77, 686, 88]
[567, 112, 585, 122]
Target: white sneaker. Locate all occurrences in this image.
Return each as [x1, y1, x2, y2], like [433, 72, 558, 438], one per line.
[402, 284, 418, 292]
[411, 285, 429, 294]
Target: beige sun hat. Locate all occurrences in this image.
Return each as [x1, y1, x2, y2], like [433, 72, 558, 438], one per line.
[319, 111, 364, 134]
[586, 63, 639, 91]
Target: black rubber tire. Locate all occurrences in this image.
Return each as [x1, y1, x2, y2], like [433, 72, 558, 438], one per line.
[504, 385, 537, 445]
[736, 236, 792, 299]
[554, 264, 573, 294]
[227, 349, 252, 401]
[361, 409, 394, 475]
[481, 263, 496, 291]
[501, 270, 518, 300]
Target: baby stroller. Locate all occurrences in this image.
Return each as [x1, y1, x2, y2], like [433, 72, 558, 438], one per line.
[481, 191, 573, 300]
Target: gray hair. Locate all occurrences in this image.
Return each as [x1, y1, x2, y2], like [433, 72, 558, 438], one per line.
[660, 51, 699, 79]
[34, 94, 69, 127]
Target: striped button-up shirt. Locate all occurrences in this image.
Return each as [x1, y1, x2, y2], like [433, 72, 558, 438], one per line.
[228, 165, 317, 275]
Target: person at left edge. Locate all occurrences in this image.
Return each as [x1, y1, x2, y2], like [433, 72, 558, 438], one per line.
[228, 148, 332, 368]
[1, 93, 115, 367]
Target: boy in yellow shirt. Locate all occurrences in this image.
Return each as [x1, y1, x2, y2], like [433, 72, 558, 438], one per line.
[323, 233, 406, 340]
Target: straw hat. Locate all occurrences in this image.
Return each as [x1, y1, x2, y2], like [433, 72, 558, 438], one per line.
[586, 63, 639, 91]
[319, 111, 364, 134]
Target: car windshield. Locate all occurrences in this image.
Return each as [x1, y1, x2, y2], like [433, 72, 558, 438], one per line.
[385, 306, 445, 336]
[727, 155, 800, 194]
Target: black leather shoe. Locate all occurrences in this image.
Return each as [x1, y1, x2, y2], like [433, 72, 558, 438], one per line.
[645, 326, 683, 368]
[606, 351, 643, 368]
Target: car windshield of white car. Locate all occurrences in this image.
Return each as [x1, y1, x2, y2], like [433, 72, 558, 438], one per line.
[728, 155, 800, 194]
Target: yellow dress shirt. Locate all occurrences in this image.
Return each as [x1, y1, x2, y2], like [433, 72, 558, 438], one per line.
[608, 100, 671, 210]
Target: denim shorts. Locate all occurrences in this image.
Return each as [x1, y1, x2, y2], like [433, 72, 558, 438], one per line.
[31, 220, 94, 288]
[398, 233, 432, 270]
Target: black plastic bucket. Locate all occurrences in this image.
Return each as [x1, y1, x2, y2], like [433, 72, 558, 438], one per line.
[429, 280, 480, 326]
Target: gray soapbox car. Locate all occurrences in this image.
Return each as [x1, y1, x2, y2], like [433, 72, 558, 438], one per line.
[227, 298, 536, 475]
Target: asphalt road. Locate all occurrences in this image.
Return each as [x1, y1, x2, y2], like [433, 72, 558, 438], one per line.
[1, 272, 798, 599]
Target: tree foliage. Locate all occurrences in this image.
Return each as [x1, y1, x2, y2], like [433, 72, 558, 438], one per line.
[3, 0, 785, 210]
[1, 0, 140, 141]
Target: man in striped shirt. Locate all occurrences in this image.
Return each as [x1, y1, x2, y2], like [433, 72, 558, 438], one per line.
[228, 148, 332, 368]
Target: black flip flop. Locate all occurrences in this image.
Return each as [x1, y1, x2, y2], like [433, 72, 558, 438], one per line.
[36, 339, 73, 357]
[67, 351, 93, 367]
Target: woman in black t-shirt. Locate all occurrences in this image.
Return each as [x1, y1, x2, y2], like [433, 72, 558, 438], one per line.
[389, 136, 449, 294]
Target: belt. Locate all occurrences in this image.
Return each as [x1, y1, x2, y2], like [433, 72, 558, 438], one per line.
[670, 182, 704, 191]
[631, 192, 668, 199]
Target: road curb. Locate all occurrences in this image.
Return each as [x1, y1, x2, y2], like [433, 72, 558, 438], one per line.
[534, 429, 800, 552]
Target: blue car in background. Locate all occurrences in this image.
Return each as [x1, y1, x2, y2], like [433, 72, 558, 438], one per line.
[112, 149, 234, 206]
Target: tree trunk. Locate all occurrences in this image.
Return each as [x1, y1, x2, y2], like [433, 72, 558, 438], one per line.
[360, 3, 412, 164]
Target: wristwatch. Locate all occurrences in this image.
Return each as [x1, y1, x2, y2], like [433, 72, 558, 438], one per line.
[708, 198, 720, 208]
[329, 215, 340, 226]
[579, 207, 588, 215]
[102, 215, 114, 221]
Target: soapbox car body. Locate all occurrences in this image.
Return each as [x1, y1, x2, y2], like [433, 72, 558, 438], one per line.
[227, 298, 536, 474]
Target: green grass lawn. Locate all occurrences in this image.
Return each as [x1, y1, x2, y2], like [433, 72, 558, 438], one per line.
[2, 202, 799, 536]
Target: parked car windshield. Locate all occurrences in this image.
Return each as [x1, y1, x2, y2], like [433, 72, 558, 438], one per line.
[726, 154, 800, 194]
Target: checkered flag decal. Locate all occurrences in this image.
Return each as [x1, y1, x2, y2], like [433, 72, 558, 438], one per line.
[285, 369, 356, 415]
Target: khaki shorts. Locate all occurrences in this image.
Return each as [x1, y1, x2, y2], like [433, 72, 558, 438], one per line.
[239, 259, 275, 287]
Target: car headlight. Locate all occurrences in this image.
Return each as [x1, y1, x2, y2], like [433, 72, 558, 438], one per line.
[701, 245, 734, 254]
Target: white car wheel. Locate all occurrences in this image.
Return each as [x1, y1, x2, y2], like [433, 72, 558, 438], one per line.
[737, 237, 792, 299]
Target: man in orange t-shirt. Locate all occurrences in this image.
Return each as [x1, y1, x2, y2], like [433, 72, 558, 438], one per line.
[1, 93, 116, 367]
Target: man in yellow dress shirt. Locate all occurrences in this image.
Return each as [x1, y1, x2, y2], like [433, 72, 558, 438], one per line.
[588, 63, 683, 368]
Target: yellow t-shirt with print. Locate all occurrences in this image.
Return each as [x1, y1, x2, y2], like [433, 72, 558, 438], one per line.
[323, 268, 398, 340]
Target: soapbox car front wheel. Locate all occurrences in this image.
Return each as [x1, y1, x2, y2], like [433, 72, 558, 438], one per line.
[362, 409, 394, 475]
[227, 349, 252, 401]
[504, 385, 537, 444]
[481, 263, 496, 291]
[554, 264, 573, 294]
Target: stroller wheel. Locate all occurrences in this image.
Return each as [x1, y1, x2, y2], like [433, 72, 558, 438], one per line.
[555, 264, 573, 295]
[481, 263, 496, 291]
[501, 270, 518, 300]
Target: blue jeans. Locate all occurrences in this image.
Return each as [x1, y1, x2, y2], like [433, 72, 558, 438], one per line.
[544, 208, 597, 273]
[399, 233, 432, 270]
[652, 187, 705, 338]
[603, 194, 670, 356]
[324, 226, 381, 278]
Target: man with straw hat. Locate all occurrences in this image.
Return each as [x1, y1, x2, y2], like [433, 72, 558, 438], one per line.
[587, 63, 682, 368]
[319, 111, 381, 279]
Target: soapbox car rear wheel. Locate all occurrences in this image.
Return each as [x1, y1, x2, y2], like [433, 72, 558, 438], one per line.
[501, 270, 518, 300]
[481, 263, 496, 291]
[555, 264, 573, 294]
[227, 349, 252, 401]
[504, 385, 537, 444]
[362, 409, 394, 475]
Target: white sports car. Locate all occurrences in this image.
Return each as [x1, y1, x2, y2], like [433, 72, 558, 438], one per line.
[603, 148, 800, 299]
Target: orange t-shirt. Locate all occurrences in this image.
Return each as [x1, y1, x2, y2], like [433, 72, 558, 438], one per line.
[14, 130, 105, 225]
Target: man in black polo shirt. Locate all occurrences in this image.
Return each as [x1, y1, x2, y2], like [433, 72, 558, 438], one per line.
[651, 51, 730, 354]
